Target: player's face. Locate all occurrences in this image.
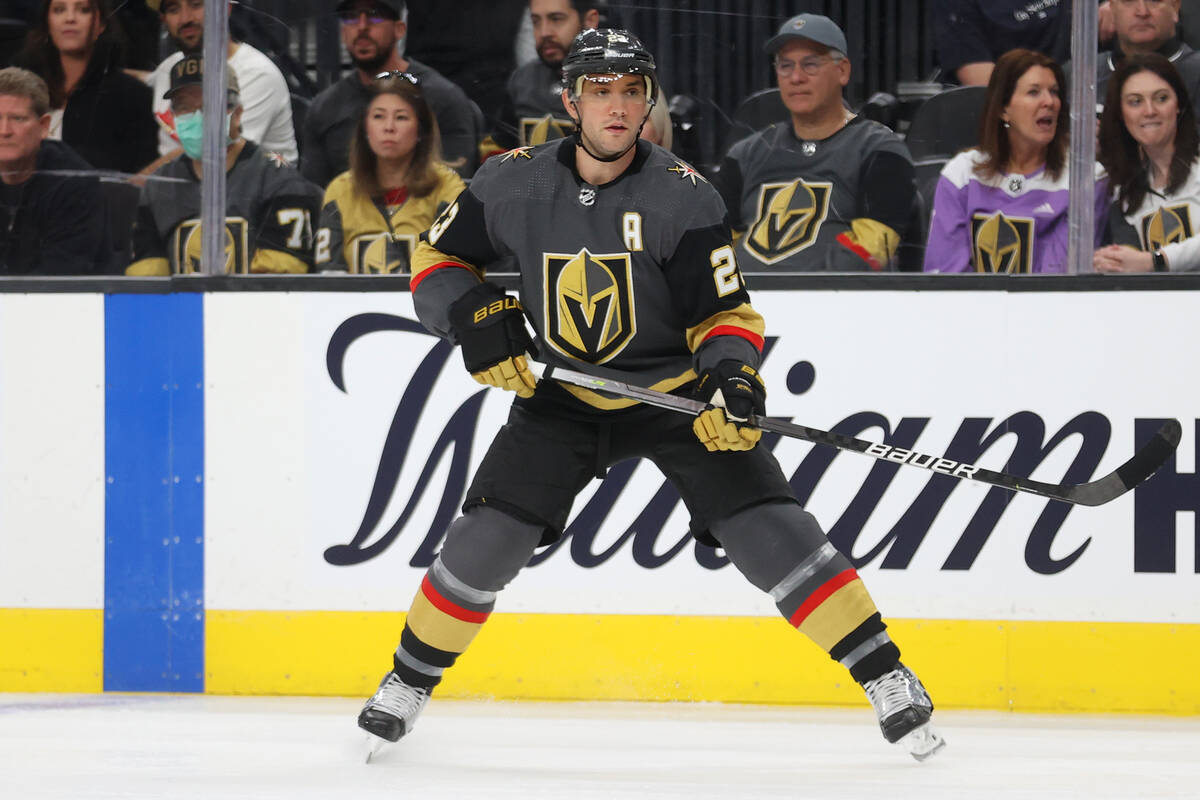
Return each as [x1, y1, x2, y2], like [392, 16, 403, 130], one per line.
[773, 39, 850, 120]
[530, 0, 586, 67]
[340, 2, 405, 72]
[1112, 0, 1180, 49]
[1001, 66, 1061, 154]
[366, 93, 420, 162]
[0, 94, 49, 170]
[1120, 69, 1179, 152]
[565, 73, 649, 158]
[47, 0, 103, 58]
[161, 0, 205, 52]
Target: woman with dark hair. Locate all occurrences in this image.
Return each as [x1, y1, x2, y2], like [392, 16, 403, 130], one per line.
[14, 0, 156, 174]
[923, 48, 1108, 273]
[314, 73, 465, 274]
[1094, 53, 1200, 272]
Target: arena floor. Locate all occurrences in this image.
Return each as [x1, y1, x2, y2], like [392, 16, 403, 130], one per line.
[2, 694, 1197, 799]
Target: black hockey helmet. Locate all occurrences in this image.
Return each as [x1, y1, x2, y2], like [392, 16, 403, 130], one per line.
[561, 28, 658, 103]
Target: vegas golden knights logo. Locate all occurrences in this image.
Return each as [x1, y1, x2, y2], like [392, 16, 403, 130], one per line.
[744, 179, 832, 264]
[1140, 204, 1193, 251]
[543, 248, 635, 363]
[970, 212, 1034, 273]
[352, 233, 416, 274]
[175, 218, 249, 274]
[521, 114, 574, 146]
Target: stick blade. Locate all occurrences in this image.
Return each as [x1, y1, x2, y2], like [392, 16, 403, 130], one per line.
[1066, 419, 1182, 506]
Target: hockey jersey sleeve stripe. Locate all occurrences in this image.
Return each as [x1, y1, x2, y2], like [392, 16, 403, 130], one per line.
[835, 227, 887, 271]
[125, 257, 170, 276]
[409, 258, 480, 291]
[250, 248, 310, 274]
[686, 304, 766, 353]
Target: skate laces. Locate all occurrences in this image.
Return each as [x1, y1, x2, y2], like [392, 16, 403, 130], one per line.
[863, 664, 928, 720]
[367, 673, 430, 720]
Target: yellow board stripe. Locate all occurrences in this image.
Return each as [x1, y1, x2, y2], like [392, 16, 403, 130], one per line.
[0, 609, 103, 692]
[204, 611, 1200, 714]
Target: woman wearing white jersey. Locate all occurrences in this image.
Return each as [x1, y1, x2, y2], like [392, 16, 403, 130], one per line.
[1095, 52, 1200, 273]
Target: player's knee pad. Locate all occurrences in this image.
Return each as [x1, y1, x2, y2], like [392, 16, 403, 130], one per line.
[711, 500, 842, 594]
[437, 506, 544, 593]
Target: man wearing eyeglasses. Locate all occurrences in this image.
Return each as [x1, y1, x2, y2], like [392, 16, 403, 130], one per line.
[144, 0, 299, 167]
[713, 14, 917, 272]
[301, 0, 479, 189]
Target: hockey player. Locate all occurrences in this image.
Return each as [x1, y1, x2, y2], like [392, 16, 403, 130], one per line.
[357, 29, 945, 762]
[126, 55, 322, 275]
[714, 14, 917, 271]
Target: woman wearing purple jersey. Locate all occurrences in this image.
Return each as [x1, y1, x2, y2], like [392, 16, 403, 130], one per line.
[923, 48, 1107, 273]
[1094, 53, 1200, 272]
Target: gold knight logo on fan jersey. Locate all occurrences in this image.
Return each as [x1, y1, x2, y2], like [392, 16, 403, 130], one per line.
[1140, 204, 1193, 251]
[521, 114, 574, 146]
[744, 179, 832, 264]
[543, 248, 635, 363]
[352, 233, 417, 274]
[174, 218, 249, 274]
[970, 211, 1034, 273]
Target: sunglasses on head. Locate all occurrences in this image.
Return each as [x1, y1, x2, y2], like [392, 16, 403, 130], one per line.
[374, 71, 420, 86]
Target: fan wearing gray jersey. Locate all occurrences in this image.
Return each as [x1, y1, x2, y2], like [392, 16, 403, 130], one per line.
[714, 14, 917, 272]
[355, 29, 945, 764]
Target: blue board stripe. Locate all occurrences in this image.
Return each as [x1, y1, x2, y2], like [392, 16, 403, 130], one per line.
[104, 293, 204, 692]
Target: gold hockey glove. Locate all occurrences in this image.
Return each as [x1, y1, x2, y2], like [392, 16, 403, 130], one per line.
[448, 283, 537, 397]
[692, 360, 765, 452]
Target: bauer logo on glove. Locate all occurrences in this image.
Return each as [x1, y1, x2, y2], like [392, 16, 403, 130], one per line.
[448, 283, 538, 397]
[692, 360, 766, 452]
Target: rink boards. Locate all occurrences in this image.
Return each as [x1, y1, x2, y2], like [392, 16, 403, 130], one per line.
[1, 286, 1198, 713]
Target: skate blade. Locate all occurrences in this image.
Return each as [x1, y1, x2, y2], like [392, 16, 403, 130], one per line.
[364, 733, 388, 764]
[899, 721, 946, 762]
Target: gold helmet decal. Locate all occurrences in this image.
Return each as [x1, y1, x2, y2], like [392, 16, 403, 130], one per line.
[544, 248, 635, 363]
[744, 179, 832, 264]
[971, 211, 1033, 273]
[176, 218, 248, 274]
[1143, 205, 1192, 250]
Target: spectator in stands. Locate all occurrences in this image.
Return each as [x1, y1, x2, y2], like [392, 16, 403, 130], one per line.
[923, 48, 1108, 273]
[14, 0, 156, 174]
[145, 0, 298, 168]
[302, 0, 479, 188]
[127, 55, 320, 275]
[640, 86, 672, 151]
[714, 14, 916, 272]
[494, 0, 599, 149]
[1095, 53, 1200, 271]
[314, 72, 464, 273]
[0, 67, 109, 274]
[1093, 0, 1200, 116]
[934, 0, 1069, 86]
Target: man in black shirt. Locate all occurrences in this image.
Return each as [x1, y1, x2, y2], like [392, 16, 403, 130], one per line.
[933, 0, 1069, 86]
[0, 67, 108, 275]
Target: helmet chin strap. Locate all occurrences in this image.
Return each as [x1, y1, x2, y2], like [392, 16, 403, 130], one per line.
[569, 100, 652, 164]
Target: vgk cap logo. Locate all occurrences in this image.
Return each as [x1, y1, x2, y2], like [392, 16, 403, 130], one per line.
[1142, 205, 1192, 250]
[745, 179, 832, 264]
[544, 248, 635, 363]
[971, 211, 1033, 273]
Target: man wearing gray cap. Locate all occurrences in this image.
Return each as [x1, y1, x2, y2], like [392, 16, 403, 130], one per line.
[714, 14, 917, 272]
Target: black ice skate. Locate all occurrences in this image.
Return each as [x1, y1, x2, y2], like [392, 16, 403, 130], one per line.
[358, 671, 431, 762]
[861, 663, 946, 761]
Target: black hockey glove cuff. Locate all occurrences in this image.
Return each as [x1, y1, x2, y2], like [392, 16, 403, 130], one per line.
[448, 282, 537, 397]
[693, 360, 765, 452]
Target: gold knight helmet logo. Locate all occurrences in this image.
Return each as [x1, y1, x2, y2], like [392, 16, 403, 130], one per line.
[744, 179, 832, 264]
[177, 218, 248, 274]
[1142, 204, 1192, 251]
[971, 211, 1033, 273]
[543, 248, 635, 363]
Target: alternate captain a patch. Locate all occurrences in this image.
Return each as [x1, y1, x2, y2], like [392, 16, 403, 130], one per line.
[543, 248, 636, 364]
[744, 179, 832, 264]
[970, 211, 1034, 273]
[1140, 204, 1193, 251]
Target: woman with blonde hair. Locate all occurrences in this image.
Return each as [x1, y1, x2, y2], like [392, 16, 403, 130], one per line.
[315, 72, 465, 274]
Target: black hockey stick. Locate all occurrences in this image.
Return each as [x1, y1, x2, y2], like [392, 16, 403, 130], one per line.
[543, 364, 1181, 507]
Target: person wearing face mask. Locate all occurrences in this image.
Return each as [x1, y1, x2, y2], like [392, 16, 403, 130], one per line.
[1095, 53, 1200, 272]
[314, 72, 464, 273]
[923, 48, 1110, 273]
[125, 55, 321, 275]
[13, 0, 156, 173]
